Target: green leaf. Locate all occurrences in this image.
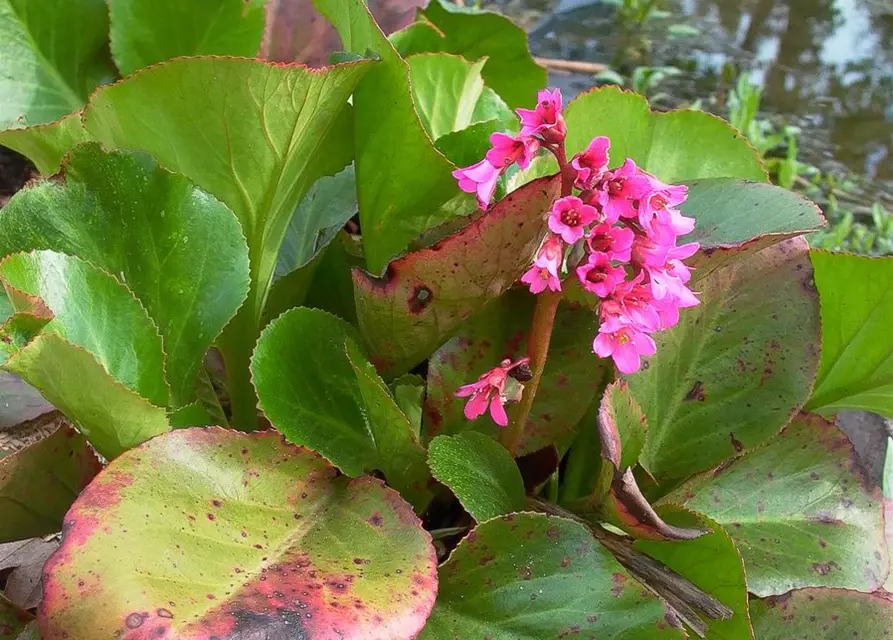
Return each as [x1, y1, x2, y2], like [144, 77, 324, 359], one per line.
[2, 334, 170, 459]
[435, 114, 508, 168]
[420, 513, 685, 639]
[0, 113, 90, 174]
[421, 0, 546, 109]
[392, 373, 425, 436]
[311, 0, 469, 274]
[408, 53, 513, 143]
[253, 308, 429, 504]
[664, 413, 889, 596]
[344, 340, 431, 510]
[1, 251, 169, 406]
[600, 380, 648, 473]
[0, 0, 112, 128]
[353, 174, 561, 377]
[635, 507, 754, 640]
[83, 57, 370, 330]
[805, 252, 893, 418]
[0, 421, 101, 543]
[108, 0, 268, 76]
[427, 432, 525, 521]
[389, 18, 446, 57]
[274, 164, 357, 281]
[750, 588, 893, 639]
[424, 288, 606, 455]
[0, 144, 250, 408]
[681, 179, 826, 278]
[0, 595, 31, 640]
[564, 87, 766, 183]
[627, 238, 820, 484]
[40, 427, 437, 640]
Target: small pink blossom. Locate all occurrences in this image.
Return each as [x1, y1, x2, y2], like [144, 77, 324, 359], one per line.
[576, 252, 626, 298]
[517, 88, 567, 143]
[600, 275, 661, 332]
[521, 264, 562, 294]
[455, 358, 529, 426]
[534, 234, 565, 276]
[648, 207, 696, 244]
[453, 160, 500, 209]
[593, 324, 657, 375]
[588, 223, 635, 262]
[572, 136, 610, 190]
[548, 196, 598, 244]
[595, 158, 652, 221]
[637, 177, 688, 228]
[485, 132, 539, 170]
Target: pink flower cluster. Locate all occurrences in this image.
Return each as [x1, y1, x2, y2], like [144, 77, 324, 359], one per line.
[452, 88, 700, 426]
[527, 144, 700, 375]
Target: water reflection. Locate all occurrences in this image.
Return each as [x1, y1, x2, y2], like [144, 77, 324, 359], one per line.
[499, 0, 893, 187]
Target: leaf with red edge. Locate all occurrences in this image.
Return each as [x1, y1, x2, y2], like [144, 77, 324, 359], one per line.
[419, 513, 685, 639]
[0, 420, 101, 543]
[423, 288, 606, 455]
[39, 428, 437, 640]
[599, 380, 648, 473]
[750, 588, 893, 639]
[353, 175, 561, 378]
[663, 413, 889, 596]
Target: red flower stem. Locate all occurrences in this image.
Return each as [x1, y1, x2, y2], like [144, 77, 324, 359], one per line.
[501, 140, 574, 456]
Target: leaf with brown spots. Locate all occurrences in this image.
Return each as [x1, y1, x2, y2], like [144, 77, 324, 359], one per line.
[0, 421, 101, 543]
[627, 238, 820, 484]
[419, 513, 685, 639]
[663, 414, 889, 597]
[424, 288, 607, 455]
[750, 588, 893, 639]
[39, 428, 437, 640]
[353, 174, 562, 378]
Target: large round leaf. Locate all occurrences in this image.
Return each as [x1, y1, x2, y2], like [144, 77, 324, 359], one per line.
[627, 238, 820, 484]
[750, 588, 893, 639]
[40, 428, 437, 640]
[564, 87, 766, 183]
[663, 413, 889, 596]
[420, 513, 684, 639]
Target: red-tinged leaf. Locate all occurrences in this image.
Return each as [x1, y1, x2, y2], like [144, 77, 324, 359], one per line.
[598, 380, 648, 473]
[750, 588, 893, 639]
[664, 413, 889, 596]
[353, 174, 562, 377]
[424, 289, 606, 455]
[39, 428, 437, 640]
[0, 419, 101, 543]
[419, 513, 686, 639]
[598, 469, 707, 542]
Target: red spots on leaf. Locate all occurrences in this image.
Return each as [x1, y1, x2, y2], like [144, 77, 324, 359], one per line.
[206, 513, 216, 521]
[611, 572, 627, 597]
[730, 433, 744, 453]
[478, 553, 494, 566]
[211, 499, 222, 508]
[812, 561, 840, 576]
[368, 513, 383, 527]
[124, 612, 146, 629]
[684, 380, 706, 402]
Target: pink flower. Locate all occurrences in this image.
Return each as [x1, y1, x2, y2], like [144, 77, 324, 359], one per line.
[595, 159, 652, 221]
[576, 252, 626, 298]
[455, 358, 529, 426]
[572, 136, 611, 190]
[593, 324, 657, 374]
[637, 177, 688, 230]
[517, 88, 567, 144]
[453, 160, 500, 209]
[521, 264, 562, 294]
[534, 234, 565, 276]
[587, 223, 634, 262]
[486, 132, 539, 170]
[648, 208, 696, 244]
[600, 275, 661, 332]
[548, 196, 598, 244]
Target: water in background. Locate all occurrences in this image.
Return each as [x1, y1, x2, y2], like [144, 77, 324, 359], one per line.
[495, 0, 893, 190]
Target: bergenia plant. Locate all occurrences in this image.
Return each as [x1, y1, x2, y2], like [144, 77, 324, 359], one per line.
[0, 1, 891, 639]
